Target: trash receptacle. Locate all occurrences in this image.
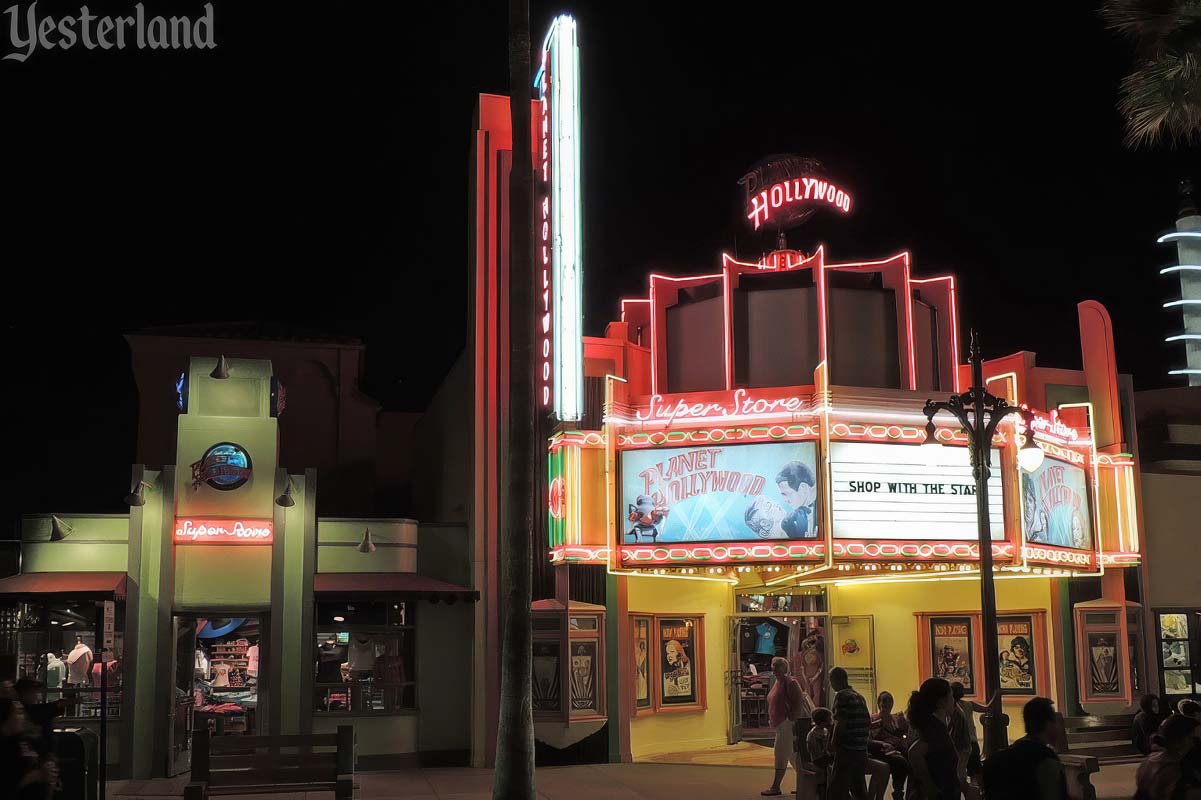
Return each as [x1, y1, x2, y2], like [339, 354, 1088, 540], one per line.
[51, 727, 98, 800]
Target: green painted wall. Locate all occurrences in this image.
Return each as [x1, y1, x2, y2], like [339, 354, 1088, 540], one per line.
[416, 524, 472, 757]
[316, 519, 417, 573]
[174, 545, 271, 608]
[130, 470, 167, 778]
[20, 515, 129, 573]
[278, 476, 309, 734]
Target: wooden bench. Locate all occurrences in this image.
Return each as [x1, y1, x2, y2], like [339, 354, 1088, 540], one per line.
[183, 726, 353, 799]
[1059, 753, 1100, 800]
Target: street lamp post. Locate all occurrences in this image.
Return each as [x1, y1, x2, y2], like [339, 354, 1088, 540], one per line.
[923, 330, 1044, 756]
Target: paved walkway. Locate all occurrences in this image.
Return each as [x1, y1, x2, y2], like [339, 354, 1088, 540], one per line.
[110, 761, 1140, 800]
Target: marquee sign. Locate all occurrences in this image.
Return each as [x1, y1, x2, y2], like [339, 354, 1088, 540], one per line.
[738, 154, 852, 232]
[829, 441, 1003, 540]
[174, 518, 274, 545]
[534, 14, 584, 421]
[190, 442, 252, 492]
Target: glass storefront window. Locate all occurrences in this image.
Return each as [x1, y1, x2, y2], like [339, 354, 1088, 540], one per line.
[314, 600, 415, 714]
[0, 600, 125, 720]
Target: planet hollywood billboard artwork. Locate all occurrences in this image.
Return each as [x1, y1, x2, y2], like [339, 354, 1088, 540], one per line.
[621, 441, 818, 543]
[1021, 457, 1093, 550]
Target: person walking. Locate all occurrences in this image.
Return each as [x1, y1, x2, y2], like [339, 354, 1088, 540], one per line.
[762, 656, 810, 796]
[904, 679, 959, 800]
[980, 696, 1067, 800]
[828, 666, 870, 800]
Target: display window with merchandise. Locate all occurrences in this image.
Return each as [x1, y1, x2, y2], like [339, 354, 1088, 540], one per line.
[0, 596, 125, 720]
[313, 600, 415, 714]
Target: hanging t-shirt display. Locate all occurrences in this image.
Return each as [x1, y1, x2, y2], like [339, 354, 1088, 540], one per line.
[755, 622, 778, 656]
[741, 624, 756, 654]
[211, 663, 231, 687]
[348, 638, 376, 672]
[66, 642, 93, 685]
[246, 644, 259, 678]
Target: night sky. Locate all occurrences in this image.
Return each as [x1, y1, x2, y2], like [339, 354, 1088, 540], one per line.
[4, 0, 1195, 523]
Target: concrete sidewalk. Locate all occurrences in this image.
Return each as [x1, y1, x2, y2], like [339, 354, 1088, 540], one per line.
[110, 761, 1139, 800]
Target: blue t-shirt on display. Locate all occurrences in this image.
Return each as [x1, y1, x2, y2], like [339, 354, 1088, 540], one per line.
[756, 622, 778, 655]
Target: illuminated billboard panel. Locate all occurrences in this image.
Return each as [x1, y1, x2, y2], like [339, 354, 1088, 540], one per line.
[1021, 457, 1094, 551]
[829, 441, 1003, 540]
[620, 441, 818, 543]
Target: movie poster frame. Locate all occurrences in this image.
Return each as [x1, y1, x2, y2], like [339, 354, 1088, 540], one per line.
[914, 610, 1049, 703]
[629, 612, 707, 714]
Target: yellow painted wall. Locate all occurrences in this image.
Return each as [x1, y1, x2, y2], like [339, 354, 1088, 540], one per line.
[628, 576, 732, 759]
[830, 576, 1057, 731]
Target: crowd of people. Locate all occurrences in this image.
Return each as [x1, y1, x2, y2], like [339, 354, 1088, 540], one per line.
[1131, 694, 1201, 800]
[1, 678, 62, 800]
[759, 659, 1201, 800]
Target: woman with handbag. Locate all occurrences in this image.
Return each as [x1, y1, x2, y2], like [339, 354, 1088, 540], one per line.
[763, 657, 813, 796]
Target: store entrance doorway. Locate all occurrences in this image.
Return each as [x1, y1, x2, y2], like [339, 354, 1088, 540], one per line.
[728, 610, 829, 746]
[167, 613, 265, 777]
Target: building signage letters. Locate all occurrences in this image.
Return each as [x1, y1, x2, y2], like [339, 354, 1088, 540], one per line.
[633, 389, 806, 426]
[174, 518, 274, 545]
[746, 176, 853, 230]
[830, 441, 1004, 541]
[1025, 411, 1080, 442]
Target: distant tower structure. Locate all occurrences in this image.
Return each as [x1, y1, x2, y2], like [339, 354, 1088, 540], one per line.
[1161, 179, 1201, 385]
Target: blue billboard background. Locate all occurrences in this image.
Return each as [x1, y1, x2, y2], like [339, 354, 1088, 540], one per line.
[621, 441, 819, 543]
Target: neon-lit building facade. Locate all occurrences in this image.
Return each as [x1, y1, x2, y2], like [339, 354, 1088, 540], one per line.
[459, 14, 1147, 764]
[541, 244, 1147, 761]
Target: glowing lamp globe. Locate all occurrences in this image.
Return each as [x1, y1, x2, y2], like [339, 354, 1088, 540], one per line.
[1018, 437, 1045, 473]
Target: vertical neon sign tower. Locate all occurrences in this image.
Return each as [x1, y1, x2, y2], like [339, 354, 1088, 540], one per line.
[535, 14, 584, 421]
[1160, 180, 1201, 385]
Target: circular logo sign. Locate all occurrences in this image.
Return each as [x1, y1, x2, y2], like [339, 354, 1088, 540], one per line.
[191, 442, 253, 491]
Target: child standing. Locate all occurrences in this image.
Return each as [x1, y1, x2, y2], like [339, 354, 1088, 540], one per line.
[806, 707, 833, 800]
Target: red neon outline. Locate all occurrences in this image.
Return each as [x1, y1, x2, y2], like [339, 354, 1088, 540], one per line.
[722, 270, 733, 389]
[910, 275, 962, 392]
[903, 259, 916, 389]
[648, 271, 726, 396]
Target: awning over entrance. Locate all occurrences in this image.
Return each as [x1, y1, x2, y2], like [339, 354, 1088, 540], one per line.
[314, 572, 477, 599]
[0, 571, 128, 599]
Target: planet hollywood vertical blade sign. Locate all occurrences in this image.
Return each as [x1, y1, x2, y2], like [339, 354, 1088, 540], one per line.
[535, 15, 584, 422]
[738, 155, 852, 232]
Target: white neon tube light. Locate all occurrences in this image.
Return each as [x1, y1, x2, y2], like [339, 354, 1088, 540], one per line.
[539, 14, 584, 422]
[1158, 232, 1201, 244]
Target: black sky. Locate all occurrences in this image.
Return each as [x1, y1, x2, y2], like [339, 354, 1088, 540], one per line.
[4, 0, 1196, 519]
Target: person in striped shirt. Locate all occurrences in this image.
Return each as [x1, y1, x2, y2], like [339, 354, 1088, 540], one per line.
[828, 666, 870, 799]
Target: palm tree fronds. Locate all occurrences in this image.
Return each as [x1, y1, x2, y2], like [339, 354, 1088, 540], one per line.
[1102, 0, 1184, 41]
[1118, 50, 1201, 146]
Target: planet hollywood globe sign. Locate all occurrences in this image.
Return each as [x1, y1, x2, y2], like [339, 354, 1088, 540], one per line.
[738, 154, 852, 232]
